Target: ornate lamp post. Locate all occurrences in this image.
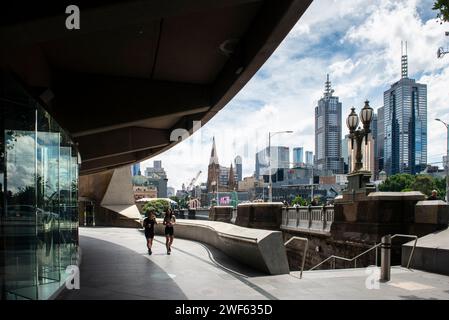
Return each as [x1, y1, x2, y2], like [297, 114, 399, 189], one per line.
[347, 100, 374, 173]
[344, 100, 375, 195]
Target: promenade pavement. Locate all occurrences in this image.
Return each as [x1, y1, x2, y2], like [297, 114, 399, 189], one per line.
[58, 227, 449, 300]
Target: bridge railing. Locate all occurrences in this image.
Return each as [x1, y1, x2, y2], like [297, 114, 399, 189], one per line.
[281, 206, 334, 233]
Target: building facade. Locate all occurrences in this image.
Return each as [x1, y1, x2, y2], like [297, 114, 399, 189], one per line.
[131, 163, 141, 176]
[377, 106, 385, 175]
[234, 156, 243, 182]
[383, 50, 427, 175]
[255, 146, 290, 179]
[143, 161, 168, 198]
[0, 73, 80, 300]
[314, 74, 344, 174]
[305, 151, 314, 166]
[293, 147, 304, 167]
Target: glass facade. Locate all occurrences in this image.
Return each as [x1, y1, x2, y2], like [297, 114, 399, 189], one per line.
[0, 73, 80, 300]
[314, 76, 344, 174]
[383, 78, 427, 175]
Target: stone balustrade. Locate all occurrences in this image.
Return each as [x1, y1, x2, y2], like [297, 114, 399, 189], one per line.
[281, 206, 334, 234]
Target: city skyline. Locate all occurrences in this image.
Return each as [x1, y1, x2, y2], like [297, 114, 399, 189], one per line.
[141, 0, 449, 190]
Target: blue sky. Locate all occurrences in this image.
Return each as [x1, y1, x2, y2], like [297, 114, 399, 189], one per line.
[142, 0, 449, 190]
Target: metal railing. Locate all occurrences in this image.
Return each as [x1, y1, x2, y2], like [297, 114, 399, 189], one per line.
[284, 236, 309, 279]
[309, 234, 418, 271]
[281, 206, 334, 233]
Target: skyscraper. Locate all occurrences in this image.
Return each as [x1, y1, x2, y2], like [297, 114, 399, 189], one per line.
[131, 163, 140, 176]
[234, 156, 243, 182]
[305, 151, 314, 166]
[376, 107, 385, 175]
[315, 74, 344, 174]
[293, 147, 304, 167]
[255, 146, 290, 179]
[341, 135, 350, 174]
[384, 42, 427, 175]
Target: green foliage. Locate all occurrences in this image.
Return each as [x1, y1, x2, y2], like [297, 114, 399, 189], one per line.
[379, 174, 446, 199]
[291, 195, 308, 206]
[411, 175, 436, 196]
[142, 199, 169, 217]
[378, 174, 415, 192]
[433, 0, 449, 23]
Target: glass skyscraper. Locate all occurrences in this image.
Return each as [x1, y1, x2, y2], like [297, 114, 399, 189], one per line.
[314, 74, 344, 174]
[255, 146, 290, 179]
[383, 50, 427, 175]
[293, 147, 304, 167]
[305, 151, 313, 166]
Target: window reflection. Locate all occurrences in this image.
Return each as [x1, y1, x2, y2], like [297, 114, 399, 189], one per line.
[0, 73, 79, 300]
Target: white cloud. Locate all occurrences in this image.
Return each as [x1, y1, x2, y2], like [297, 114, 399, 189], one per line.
[142, 0, 449, 190]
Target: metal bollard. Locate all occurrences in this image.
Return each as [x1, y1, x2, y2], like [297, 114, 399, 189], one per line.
[380, 235, 391, 281]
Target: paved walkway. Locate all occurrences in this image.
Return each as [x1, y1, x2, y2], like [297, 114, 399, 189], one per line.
[58, 227, 449, 300]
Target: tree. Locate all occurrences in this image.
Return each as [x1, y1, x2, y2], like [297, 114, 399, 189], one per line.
[433, 0, 449, 23]
[379, 174, 445, 200]
[291, 195, 308, 206]
[142, 199, 170, 217]
[411, 175, 436, 197]
[378, 173, 415, 192]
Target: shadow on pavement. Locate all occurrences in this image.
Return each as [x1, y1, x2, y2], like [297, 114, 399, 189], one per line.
[57, 235, 188, 300]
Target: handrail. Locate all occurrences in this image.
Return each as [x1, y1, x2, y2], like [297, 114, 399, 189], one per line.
[284, 236, 308, 279]
[309, 234, 418, 271]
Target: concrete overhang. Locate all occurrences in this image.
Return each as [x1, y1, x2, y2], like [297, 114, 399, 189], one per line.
[1, 0, 313, 175]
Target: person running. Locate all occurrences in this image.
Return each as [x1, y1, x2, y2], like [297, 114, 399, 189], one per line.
[143, 211, 157, 255]
[163, 209, 176, 255]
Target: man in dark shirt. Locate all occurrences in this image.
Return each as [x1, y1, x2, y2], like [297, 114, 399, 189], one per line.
[143, 211, 157, 255]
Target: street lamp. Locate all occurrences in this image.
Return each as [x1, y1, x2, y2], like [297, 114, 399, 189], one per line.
[268, 130, 293, 202]
[346, 100, 374, 172]
[435, 118, 449, 202]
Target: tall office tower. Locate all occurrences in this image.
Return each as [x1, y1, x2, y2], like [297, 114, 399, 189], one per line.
[293, 147, 304, 167]
[153, 160, 162, 169]
[376, 107, 385, 175]
[131, 163, 140, 176]
[255, 146, 290, 179]
[384, 42, 427, 175]
[305, 151, 314, 166]
[371, 113, 378, 178]
[341, 135, 350, 173]
[234, 156, 243, 181]
[314, 74, 344, 174]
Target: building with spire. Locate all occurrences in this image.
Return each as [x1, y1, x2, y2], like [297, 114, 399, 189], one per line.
[206, 137, 239, 192]
[383, 41, 427, 175]
[314, 74, 344, 174]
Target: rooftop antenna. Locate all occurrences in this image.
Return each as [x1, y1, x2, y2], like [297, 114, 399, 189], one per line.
[401, 40, 408, 78]
[324, 74, 334, 97]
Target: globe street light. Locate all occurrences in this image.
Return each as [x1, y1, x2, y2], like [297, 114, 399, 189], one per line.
[268, 130, 293, 202]
[435, 118, 449, 202]
[346, 100, 374, 172]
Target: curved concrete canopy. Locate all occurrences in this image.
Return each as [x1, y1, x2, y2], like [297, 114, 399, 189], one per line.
[1, 0, 313, 175]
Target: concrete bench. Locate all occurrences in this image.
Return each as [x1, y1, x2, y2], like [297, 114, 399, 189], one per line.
[155, 219, 289, 275]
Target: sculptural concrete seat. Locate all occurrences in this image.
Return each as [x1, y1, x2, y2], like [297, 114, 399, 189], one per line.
[155, 219, 289, 275]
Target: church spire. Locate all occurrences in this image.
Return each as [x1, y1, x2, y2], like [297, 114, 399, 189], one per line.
[209, 137, 219, 165]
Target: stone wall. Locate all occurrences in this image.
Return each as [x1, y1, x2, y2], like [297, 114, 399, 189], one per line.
[235, 203, 283, 230]
[209, 206, 233, 222]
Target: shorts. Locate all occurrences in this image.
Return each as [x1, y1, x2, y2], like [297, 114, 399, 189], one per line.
[165, 226, 174, 236]
[145, 230, 154, 239]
